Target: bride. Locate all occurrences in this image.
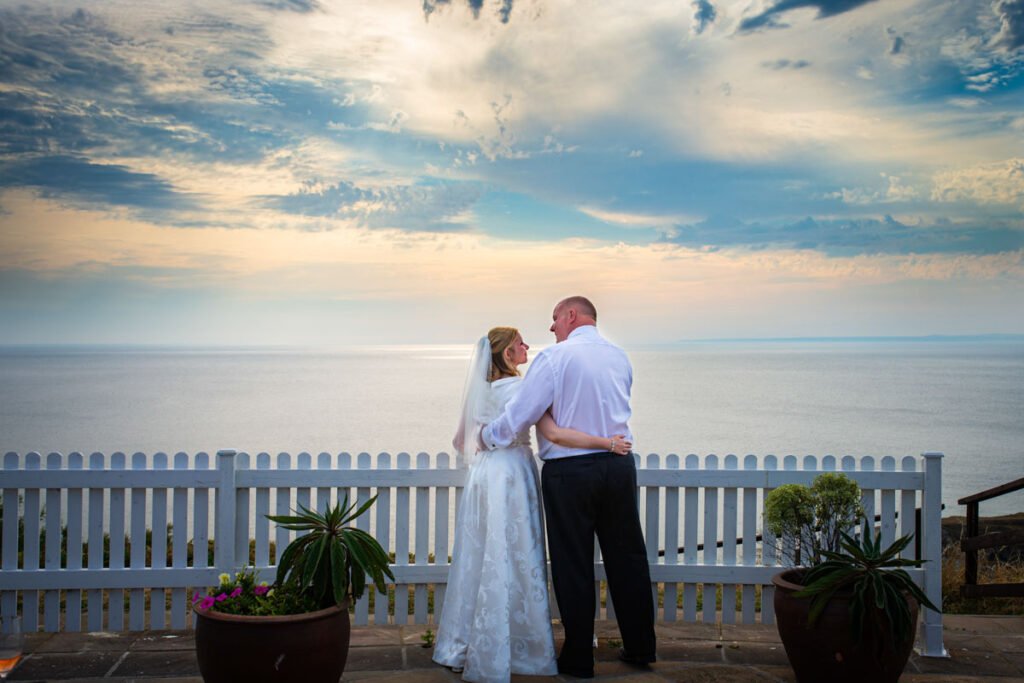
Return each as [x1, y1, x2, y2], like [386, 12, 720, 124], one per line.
[432, 327, 633, 683]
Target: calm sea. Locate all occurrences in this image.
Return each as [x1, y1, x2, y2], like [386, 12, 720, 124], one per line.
[1, 341, 1021, 517]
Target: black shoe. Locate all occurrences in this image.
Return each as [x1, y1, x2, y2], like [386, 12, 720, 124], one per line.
[557, 661, 595, 678]
[618, 648, 656, 666]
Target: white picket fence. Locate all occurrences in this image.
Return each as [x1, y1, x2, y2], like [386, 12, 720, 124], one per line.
[0, 449, 946, 656]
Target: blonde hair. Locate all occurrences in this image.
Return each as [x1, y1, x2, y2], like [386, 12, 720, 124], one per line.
[488, 326, 521, 381]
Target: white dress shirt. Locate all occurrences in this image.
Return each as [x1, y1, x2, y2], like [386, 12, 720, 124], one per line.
[482, 325, 634, 460]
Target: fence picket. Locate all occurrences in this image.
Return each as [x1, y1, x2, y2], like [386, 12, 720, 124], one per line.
[721, 454, 738, 625]
[900, 457, 917, 559]
[663, 454, 680, 622]
[702, 454, 719, 624]
[87, 453, 105, 631]
[414, 453, 431, 624]
[22, 452, 41, 632]
[254, 453, 271, 568]
[317, 452, 333, 518]
[107, 452, 128, 629]
[235, 453, 251, 568]
[194, 453, 211, 573]
[860, 456, 876, 540]
[761, 455, 777, 625]
[296, 452, 312, 521]
[150, 452, 168, 630]
[129, 452, 148, 630]
[355, 452, 372, 625]
[274, 453, 291, 565]
[44, 453, 63, 631]
[374, 453, 393, 625]
[880, 456, 897, 548]
[433, 452, 451, 625]
[65, 452, 84, 632]
[741, 455, 757, 625]
[682, 454, 699, 621]
[1, 455, 20, 626]
[171, 453, 189, 629]
[645, 453, 661, 615]
[394, 452, 411, 624]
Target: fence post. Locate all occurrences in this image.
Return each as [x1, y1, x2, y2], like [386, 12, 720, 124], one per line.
[920, 452, 948, 657]
[216, 449, 238, 578]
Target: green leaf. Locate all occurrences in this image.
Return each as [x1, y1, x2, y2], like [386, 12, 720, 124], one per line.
[330, 541, 348, 606]
[342, 494, 380, 526]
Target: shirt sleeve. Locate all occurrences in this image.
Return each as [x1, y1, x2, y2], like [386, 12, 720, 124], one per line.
[482, 352, 556, 449]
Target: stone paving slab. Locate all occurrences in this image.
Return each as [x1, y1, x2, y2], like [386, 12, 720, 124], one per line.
[127, 633, 195, 652]
[112, 651, 200, 678]
[9, 651, 123, 681]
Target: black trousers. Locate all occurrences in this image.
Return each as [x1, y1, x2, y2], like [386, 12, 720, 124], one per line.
[542, 453, 657, 670]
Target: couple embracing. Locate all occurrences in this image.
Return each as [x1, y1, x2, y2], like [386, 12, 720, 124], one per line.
[432, 296, 657, 682]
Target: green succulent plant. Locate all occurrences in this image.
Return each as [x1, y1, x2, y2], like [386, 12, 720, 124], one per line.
[267, 495, 395, 609]
[798, 530, 939, 645]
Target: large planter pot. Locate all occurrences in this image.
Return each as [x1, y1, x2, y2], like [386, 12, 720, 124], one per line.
[194, 603, 350, 683]
[772, 569, 919, 683]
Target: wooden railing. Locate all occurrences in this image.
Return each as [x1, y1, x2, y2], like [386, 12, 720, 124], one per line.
[958, 477, 1024, 599]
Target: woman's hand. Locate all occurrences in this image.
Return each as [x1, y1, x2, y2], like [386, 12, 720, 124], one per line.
[609, 434, 632, 455]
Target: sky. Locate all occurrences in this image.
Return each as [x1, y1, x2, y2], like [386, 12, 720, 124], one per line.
[0, 0, 1022, 346]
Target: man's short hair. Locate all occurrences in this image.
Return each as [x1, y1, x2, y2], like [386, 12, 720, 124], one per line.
[560, 296, 597, 321]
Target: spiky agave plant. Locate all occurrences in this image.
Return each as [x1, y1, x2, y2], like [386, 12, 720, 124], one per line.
[268, 495, 395, 609]
[798, 530, 939, 646]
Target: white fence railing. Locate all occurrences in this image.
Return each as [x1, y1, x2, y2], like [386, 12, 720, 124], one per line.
[0, 449, 946, 656]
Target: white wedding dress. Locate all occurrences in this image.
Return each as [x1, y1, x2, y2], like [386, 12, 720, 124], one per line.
[433, 376, 558, 683]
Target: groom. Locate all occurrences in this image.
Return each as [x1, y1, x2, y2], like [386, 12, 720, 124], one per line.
[482, 296, 657, 678]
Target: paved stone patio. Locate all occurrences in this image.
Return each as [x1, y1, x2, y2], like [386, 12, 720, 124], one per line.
[6, 615, 1023, 682]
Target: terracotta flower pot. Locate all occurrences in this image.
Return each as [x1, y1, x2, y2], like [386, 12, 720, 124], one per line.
[194, 603, 350, 683]
[772, 569, 919, 683]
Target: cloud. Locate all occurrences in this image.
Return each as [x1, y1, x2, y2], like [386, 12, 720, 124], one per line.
[762, 58, 812, 70]
[576, 206, 694, 231]
[947, 96, 985, 108]
[422, 0, 514, 24]
[739, 0, 880, 32]
[258, 0, 321, 11]
[990, 0, 1024, 52]
[692, 0, 717, 35]
[265, 179, 482, 232]
[0, 156, 200, 212]
[932, 159, 1024, 206]
[666, 213, 1022, 255]
[829, 173, 919, 205]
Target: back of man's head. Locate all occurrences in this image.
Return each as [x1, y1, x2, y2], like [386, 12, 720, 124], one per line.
[560, 295, 597, 322]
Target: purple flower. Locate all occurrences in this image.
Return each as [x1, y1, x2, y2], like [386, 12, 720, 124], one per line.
[230, 586, 243, 598]
[192, 592, 201, 604]
[215, 593, 228, 602]
[200, 596, 215, 610]
[254, 585, 269, 596]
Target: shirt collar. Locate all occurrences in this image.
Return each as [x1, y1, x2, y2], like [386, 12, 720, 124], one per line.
[568, 325, 599, 340]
